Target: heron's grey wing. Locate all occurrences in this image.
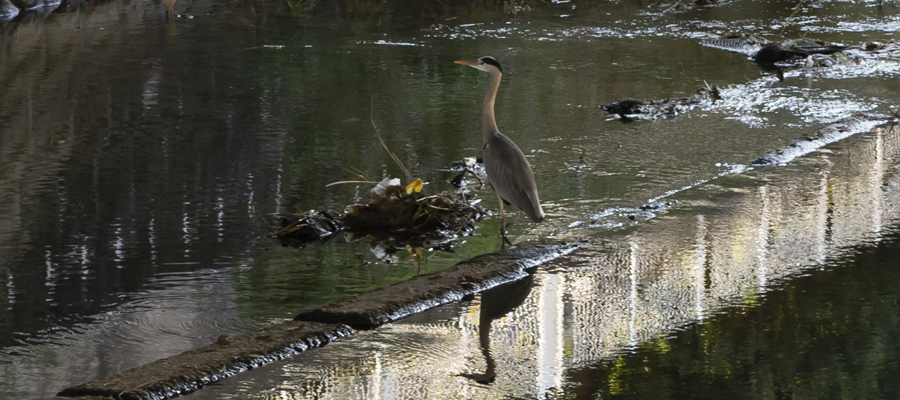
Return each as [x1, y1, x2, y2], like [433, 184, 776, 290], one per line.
[483, 132, 544, 222]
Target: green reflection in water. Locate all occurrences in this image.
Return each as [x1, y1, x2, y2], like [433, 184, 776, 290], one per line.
[563, 231, 900, 400]
[231, 220, 512, 320]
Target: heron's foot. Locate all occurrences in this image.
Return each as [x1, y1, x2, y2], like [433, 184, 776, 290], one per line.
[500, 230, 512, 248]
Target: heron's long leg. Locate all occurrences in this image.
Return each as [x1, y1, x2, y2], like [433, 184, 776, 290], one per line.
[497, 194, 512, 247]
[497, 194, 506, 235]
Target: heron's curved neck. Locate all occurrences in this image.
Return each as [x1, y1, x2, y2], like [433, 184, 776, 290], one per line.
[482, 70, 502, 144]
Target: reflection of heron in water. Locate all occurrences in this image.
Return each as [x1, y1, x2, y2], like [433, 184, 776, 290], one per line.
[458, 271, 535, 384]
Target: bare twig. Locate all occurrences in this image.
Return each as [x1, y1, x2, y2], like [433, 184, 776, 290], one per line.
[325, 180, 378, 188]
[463, 168, 484, 188]
[342, 166, 371, 181]
[255, 213, 275, 230]
[780, 0, 809, 36]
[416, 195, 442, 202]
[271, 220, 304, 237]
[370, 94, 413, 181]
[664, 0, 684, 13]
[165, 0, 178, 19]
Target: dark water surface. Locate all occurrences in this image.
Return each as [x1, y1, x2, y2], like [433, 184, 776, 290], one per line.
[1, 0, 899, 398]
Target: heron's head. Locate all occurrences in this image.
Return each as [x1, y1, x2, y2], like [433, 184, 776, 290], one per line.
[455, 56, 503, 74]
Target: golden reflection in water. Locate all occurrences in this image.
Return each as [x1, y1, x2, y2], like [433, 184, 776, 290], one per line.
[756, 184, 771, 290]
[872, 128, 885, 235]
[816, 162, 831, 266]
[692, 214, 707, 321]
[536, 272, 564, 396]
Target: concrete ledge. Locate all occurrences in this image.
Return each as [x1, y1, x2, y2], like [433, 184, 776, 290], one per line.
[50, 243, 581, 400]
[296, 243, 583, 328]
[55, 321, 353, 400]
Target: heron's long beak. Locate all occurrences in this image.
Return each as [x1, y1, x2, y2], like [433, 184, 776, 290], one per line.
[454, 59, 478, 67]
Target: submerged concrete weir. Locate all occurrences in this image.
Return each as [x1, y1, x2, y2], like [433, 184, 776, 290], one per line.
[752, 113, 899, 166]
[296, 244, 584, 328]
[46, 244, 582, 400]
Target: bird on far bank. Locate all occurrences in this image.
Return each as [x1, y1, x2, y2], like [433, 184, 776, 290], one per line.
[455, 56, 545, 240]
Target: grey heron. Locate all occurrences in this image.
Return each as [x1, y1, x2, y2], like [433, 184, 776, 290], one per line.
[455, 56, 545, 239]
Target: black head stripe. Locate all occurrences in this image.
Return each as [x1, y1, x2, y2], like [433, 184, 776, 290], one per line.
[479, 56, 502, 72]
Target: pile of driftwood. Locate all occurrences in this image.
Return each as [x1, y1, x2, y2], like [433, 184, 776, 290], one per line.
[271, 178, 485, 248]
[601, 86, 722, 121]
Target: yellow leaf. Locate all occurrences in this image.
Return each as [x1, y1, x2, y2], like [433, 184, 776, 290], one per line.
[405, 178, 423, 195]
[407, 247, 422, 262]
